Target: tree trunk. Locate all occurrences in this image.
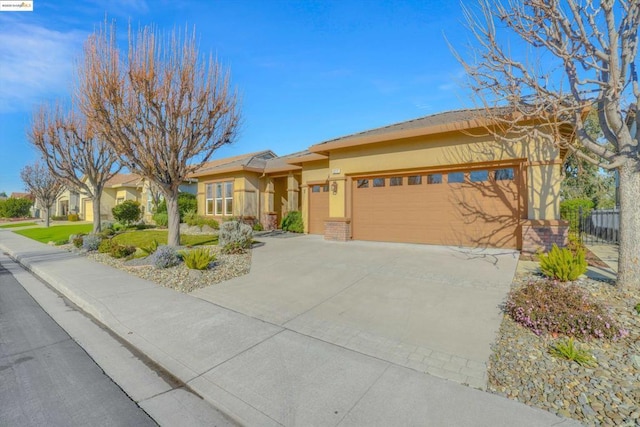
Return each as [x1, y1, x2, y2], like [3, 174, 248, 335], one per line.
[617, 161, 640, 290]
[165, 190, 181, 247]
[92, 192, 102, 233]
[45, 206, 51, 228]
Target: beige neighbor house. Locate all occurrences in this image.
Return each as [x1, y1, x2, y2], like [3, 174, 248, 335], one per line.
[79, 173, 145, 222]
[192, 108, 570, 252]
[76, 173, 198, 223]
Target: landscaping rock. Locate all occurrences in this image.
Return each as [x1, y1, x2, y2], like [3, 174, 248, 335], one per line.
[487, 273, 640, 426]
[83, 244, 250, 293]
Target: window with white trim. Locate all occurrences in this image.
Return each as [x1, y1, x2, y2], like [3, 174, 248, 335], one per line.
[205, 183, 214, 215]
[208, 181, 233, 216]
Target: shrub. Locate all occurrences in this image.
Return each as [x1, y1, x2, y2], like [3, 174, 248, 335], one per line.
[71, 234, 85, 248]
[201, 217, 219, 229]
[566, 233, 585, 254]
[67, 213, 80, 222]
[156, 193, 197, 221]
[218, 221, 252, 252]
[183, 209, 198, 225]
[153, 212, 168, 227]
[635, 303, 640, 315]
[560, 198, 594, 233]
[281, 211, 303, 233]
[82, 234, 101, 251]
[505, 280, 626, 340]
[549, 337, 596, 366]
[253, 222, 264, 232]
[112, 200, 142, 226]
[139, 239, 159, 256]
[0, 197, 33, 218]
[98, 238, 113, 254]
[102, 220, 115, 230]
[110, 244, 136, 259]
[51, 215, 66, 221]
[221, 242, 247, 254]
[152, 245, 180, 269]
[181, 248, 216, 270]
[100, 228, 115, 238]
[539, 244, 587, 281]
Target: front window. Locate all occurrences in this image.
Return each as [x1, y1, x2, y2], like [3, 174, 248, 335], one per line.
[447, 172, 464, 184]
[207, 181, 233, 216]
[205, 184, 214, 215]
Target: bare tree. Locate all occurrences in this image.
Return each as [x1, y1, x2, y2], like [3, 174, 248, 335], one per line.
[20, 162, 64, 228]
[29, 104, 121, 233]
[454, 0, 639, 289]
[77, 22, 241, 246]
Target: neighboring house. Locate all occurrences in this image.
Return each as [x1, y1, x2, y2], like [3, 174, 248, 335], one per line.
[52, 189, 81, 217]
[79, 173, 144, 222]
[190, 150, 303, 229]
[39, 172, 198, 223]
[190, 108, 570, 252]
[10, 192, 33, 200]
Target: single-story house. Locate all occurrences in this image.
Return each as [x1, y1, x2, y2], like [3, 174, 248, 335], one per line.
[76, 173, 197, 223]
[79, 173, 145, 222]
[190, 108, 569, 252]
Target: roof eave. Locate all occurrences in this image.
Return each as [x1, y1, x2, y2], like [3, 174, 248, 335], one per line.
[190, 164, 264, 178]
[264, 165, 303, 174]
[285, 153, 329, 164]
[308, 118, 492, 153]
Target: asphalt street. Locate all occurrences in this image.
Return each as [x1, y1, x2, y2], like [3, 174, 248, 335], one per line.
[0, 262, 156, 427]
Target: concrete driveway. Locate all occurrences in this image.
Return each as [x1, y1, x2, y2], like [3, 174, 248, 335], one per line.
[192, 234, 519, 388]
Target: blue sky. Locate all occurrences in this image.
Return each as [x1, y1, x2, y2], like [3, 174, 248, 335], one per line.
[0, 0, 477, 194]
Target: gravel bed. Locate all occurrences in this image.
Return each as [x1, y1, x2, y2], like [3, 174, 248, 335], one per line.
[62, 243, 251, 293]
[488, 273, 640, 426]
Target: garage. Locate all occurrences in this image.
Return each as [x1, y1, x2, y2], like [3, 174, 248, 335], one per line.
[83, 199, 93, 222]
[351, 165, 524, 248]
[308, 183, 329, 234]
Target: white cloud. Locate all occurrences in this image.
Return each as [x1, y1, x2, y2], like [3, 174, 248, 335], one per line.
[0, 20, 86, 113]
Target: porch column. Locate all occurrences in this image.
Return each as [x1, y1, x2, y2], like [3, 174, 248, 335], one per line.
[262, 177, 277, 230]
[286, 172, 300, 213]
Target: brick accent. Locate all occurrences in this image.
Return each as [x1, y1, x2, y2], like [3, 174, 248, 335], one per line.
[262, 212, 278, 231]
[521, 220, 569, 254]
[324, 218, 351, 241]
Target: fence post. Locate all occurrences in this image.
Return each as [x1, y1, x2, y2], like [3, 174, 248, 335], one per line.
[578, 206, 583, 244]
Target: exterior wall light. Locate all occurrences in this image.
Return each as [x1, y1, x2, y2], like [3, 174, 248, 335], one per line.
[331, 181, 338, 195]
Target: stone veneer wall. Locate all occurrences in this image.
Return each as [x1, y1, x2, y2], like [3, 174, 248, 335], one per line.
[262, 213, 278, 231]
[324, 218, 351, 242]
[521, 220, 569, 254]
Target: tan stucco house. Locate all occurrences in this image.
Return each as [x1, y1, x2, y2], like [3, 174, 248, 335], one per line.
[79, 173, 145, 222]
[190, 108, 569, 252]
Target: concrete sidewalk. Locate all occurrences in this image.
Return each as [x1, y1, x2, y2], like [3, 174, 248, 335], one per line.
[0, 230, 580, 426]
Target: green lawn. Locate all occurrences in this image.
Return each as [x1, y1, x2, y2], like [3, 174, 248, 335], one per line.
[112, 230, 217, 247]
[0, 222, 38, 229]
[14, 224, 93, 244]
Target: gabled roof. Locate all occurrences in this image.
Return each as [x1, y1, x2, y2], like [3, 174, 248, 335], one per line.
[190, 150, 277, 178]
[10, 192, 33, 199]
[263, 150, 310, 174]
[105, 173, 143, 188]
[309, 108, 493, 153]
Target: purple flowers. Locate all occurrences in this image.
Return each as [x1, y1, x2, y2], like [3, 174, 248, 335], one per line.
[505, 280, 625, 341]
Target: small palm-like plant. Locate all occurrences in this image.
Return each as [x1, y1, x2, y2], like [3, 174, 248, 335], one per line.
[549, 338, 595, 367]
[181, 248, 216, 270]
[539, 244, 587, 281]
[140, 239, 159, 256]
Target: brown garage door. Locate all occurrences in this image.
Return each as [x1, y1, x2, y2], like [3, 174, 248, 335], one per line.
[351, 166, 524, 248]
[308, 183, 329, 234]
